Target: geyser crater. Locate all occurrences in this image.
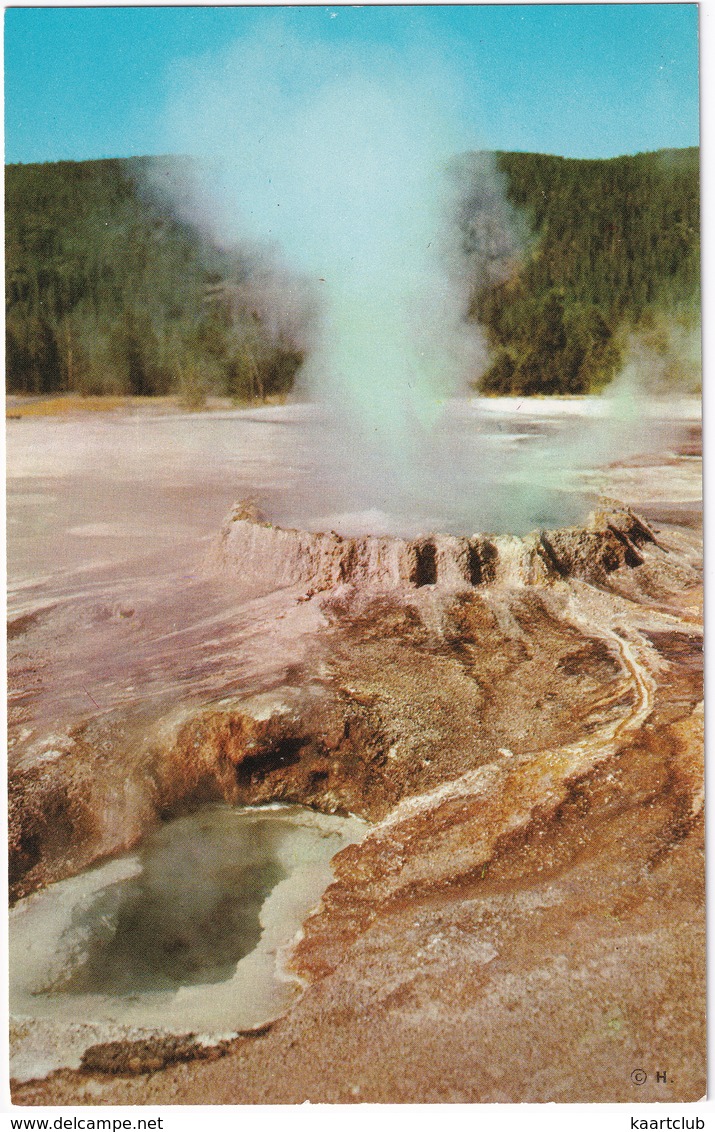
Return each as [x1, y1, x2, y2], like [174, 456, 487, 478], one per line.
[206, 498, 661, 594]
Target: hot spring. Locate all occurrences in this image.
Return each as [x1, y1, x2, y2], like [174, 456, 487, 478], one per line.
[10, 804, 367, 1075]
[233, 401, 598, 540]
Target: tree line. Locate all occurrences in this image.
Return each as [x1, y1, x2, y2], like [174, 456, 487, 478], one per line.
[5, 148, 700, 400]
[471, 148, 700, 395]
[5, 156, 306, 403]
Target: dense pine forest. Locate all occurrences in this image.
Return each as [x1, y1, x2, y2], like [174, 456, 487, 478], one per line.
[475, 148, 700, 395]
[5, 148, 700, 400]
[5, 157, 306, 403]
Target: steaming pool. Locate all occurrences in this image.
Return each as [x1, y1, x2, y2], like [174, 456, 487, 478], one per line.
[8, 396, 699, 617]
[10, 804, 367, 1076]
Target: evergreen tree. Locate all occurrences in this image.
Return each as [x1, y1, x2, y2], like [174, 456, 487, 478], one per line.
[471, 148, 700, 395]
[5, 148, 700, 399]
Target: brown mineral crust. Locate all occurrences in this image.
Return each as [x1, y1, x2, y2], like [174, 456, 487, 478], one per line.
[79, 1032, 246, 1075]
[205, 500, 668, 594]
[284, 580, 704, 1013]
[9, 584, 639, 902]
[149, 693, 402, 822]
[536, 507, 658, 583]
[290, 685, 703, 986]
[14, 684, 703, 1104]
[8, 717, 161, 903]
[8, 492, 705, 1103]
[206, 503, 419, 592]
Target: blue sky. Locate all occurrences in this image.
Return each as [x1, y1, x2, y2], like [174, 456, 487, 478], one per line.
[5, 4, 700, 164]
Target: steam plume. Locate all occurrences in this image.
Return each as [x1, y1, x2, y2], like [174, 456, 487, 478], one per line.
[148, 21, 505, 525]
[146, 20, 697, 537]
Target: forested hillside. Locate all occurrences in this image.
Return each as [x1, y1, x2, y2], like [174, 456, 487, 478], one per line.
[5, 149, 700, 399]
[474, 148, 700, 394]
[5, 157, 305, 402]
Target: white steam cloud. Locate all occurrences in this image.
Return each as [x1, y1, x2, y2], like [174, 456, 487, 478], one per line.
[145, 20, 698, 537]
[148, 22, 510, 525]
